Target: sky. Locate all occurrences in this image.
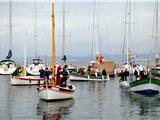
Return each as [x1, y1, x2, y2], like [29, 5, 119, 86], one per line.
[0, 0, 158, 61]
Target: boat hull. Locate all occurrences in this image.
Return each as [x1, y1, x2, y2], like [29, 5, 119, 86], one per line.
[10, 76, 44, 85]
[130, 78, 160, 95]
[119, 81, 129, 88]
[38, 86, 75, 101]
[0, 67, 16, 75]
[69, 75, 109, 81]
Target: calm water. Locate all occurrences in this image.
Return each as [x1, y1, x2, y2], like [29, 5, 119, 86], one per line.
[0, 76, 160, 120]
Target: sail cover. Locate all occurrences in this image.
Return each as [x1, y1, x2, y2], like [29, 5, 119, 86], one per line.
[6, 49, 12, 59]
[61, 55, 67, 61]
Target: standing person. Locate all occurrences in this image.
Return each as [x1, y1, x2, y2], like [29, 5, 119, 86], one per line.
[124, 69, 129, 81]
[56, 65, 62, 86]
[119, 70, 124, 81]
[44, 67, 50, 84]
[61, 65, 69, 87]
[39, 67, 44, 78]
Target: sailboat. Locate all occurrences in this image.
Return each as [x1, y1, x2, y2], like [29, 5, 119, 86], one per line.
[10, 48, 44, 85]
[26, 0, 45, 76]
[69, 0, 115, 81]
[37, 2, 75, 100]
[119, 0, 131, 88]
[129, 0, 160, 95]
[0, 0, 17, 75]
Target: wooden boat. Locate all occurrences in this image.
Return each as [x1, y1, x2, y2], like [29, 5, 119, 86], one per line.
[10, 75, 44, 85]
[37, 2, 75, 101]
[10, 67, 44, 85]
[130, 77, 160, 95]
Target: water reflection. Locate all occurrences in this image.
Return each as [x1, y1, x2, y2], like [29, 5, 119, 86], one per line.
[128, 93, 160, 119]
[37, 99, 74, 120]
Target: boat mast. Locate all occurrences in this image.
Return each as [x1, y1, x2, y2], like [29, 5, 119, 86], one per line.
[126, 0, 131, 67]
[96, 2, 100, 55]
[51, 2, 56, 86]
[34, 0, 37, 58]
[91, 0, 96, 60]
[62, 0, 66, 57]
[122, 0, 128, 64]
[155, 0, 159, 57]
[9, 0, 13, 51]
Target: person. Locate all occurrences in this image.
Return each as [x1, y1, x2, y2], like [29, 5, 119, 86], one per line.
[56, 65, 62, 86]
[102, 69, 107, 76]
[134, 68, 139, 80]
[43, 67, 50, 84]
[61, 65, 69, 87]
[119, 70, 124, 81]
[124, 69, 129, 81]
[39, 67, 44, 78]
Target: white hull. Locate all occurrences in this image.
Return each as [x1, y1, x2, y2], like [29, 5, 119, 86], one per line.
[130, 83, 160, 92]
[70, 75, 109, 81]
[26, 64, 44, 76]
[10, 76, 44, 85]
[0, 67, 16, 75]
[38, 85, 75, 101]
[119, 81, 129, 88]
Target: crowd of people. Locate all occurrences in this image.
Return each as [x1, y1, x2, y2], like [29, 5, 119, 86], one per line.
[77, 66, 107, 77]
[39, 63, 70, 87]
[119, 66, 147, 82]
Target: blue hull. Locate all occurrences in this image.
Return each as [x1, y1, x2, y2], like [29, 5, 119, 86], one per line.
[135, 89, 159, 96]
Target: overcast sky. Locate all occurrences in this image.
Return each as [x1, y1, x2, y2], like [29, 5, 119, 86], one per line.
[0, 0, 158, 60]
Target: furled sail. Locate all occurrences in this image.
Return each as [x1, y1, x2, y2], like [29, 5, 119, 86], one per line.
[6, 49, 12, 59]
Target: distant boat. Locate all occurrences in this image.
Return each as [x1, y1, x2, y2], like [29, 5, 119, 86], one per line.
[26, 0, 45, 76]
[37, 2, 75, 101]
[69, 0, 114, 82]
[0, 0, 17, 75]
[26, 58, 44, 76]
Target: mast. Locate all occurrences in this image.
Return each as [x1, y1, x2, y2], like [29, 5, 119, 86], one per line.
[9, 0, 12, 51]
[62, 0, 66, 57]
[91, 0, 96, 60]
[96, 1, 100, 55]
[155, 0, 159, 57]
[34, 0, 37, 58]
[126, 0, 131, 67]
[51, 2, 55, 86]
[122, 0, 128, 64]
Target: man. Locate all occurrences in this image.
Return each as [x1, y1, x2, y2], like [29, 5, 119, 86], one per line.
[61, 65, 69, 87]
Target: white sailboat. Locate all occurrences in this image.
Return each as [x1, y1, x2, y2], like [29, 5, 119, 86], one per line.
[0, 0, 17, 75]
[37, 2, 75, 101]
[26, 0, 45, 76]
[10, 48, 44, 85]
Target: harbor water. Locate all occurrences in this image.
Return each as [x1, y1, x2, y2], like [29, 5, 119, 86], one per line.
[1, 76, 160, 120]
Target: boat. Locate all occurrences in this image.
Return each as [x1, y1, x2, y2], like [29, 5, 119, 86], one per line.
[0, 0, 17, 75]
[26, 58, 45, 76]
[69, 0, 115, 81]
[10, 47, 45, 85]
[130, 77, 160, 95]
[26, 0, 45, 76]
[37, 2, 75, 101]
[0, 59, 16, 75]
[129, 0, 160, 95]
[10, 67, 45, 85]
